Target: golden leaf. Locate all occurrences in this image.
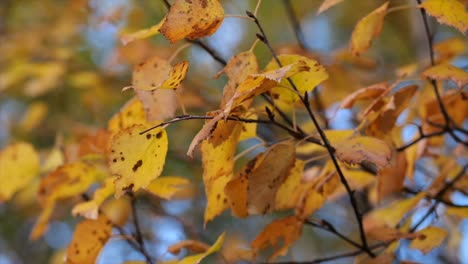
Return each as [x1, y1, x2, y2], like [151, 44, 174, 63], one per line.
[65, 215, 113, 264]
[350, 2, 389, 56]
[334, 136, 392, 170]
[162, 233, 225, 264]
[422, 63, 468, 88]
[160, 0, 224, 43]
[108, 97, 150, 133]
[72, 178, 114, 219]
[120, 19, 165, 45]
[144, 176, 191, 200]
[420, 0, 468, 34]
[410, 226, 448, 255]
[251, 216, 303, 261]
[0, 142, 39, 202]
[108, 124, 168, 198]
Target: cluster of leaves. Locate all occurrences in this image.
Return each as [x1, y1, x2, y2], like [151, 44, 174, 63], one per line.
[0, 0, 467, 263]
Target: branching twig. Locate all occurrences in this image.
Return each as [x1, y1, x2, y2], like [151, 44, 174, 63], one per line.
[247, 11, 374, 257]
[305, 218, 363, 250]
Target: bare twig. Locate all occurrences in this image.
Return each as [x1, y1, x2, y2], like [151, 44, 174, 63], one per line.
[129, 193, 154, 264]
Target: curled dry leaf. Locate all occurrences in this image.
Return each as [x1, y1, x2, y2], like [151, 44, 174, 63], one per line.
[108, 124, 168, 198]
[160, 0, 224, 43]
[334, 136, 392, 171]
[251, 216, 303, 262]
[225, 141, 296, 217]
[0, 142, 39, 202]
[66, 215, 112, 264]
[420, 0, 468, 34]
[162, 232, 225, 264]
[350, 2, 389, 56]
[422, 64, 468, 88]
[409, 226, 448, 255]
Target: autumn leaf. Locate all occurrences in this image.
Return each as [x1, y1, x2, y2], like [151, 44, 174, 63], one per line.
[422, 63, 468, 88]
[264, 54, 329, 104]
[275, 159, 305, 210]
[350, 2, 389, 56]
[66, 215, 112, 264]
[377, 152, 407, 203]
[317, 0, 345, 15]
[144, 176, 192, 200]
[215, 51, 259, 107]
[135, 89, 178, 122]
[121, 20, 165, 45]
[160, 0, 224, 43]
[72, 178, 114, 219]
[334, 136, 393, 170]
[339, 82, 388, 109]
[225, 141, 296, 217]
[162, 233, 225, 264]
[434, 37, 466, 62]
[108, 124, 168, 198]
[159, 61, 189, 90]
[420, 0, 468, 34]
[108, 97, 151, 133]
[0, 142, 39, 202]
[252, 216, 303, 261]
[410, 226, 448, 255]
[131, 56, 188, 91]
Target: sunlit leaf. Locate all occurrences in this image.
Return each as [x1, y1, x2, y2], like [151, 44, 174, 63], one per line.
[65, 215, 112, 264]
[420, 0, 468, 34]
[251, 216, 303, 261]
[108, 97, 150, 133]
[264, 55, 329, 104]
[160, 0, 224, 43]
[144, 176, 191, 200]
[410, 226, 448, 255]
[350, 2, 389, 56]
[422, 64, 468, 88]
[0, 142, 39, 202]
[108, 124, 168, 198]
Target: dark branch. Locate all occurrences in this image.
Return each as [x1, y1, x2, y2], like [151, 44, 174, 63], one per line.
[305, 218, 363, 250]
[129, 193, 154, 264]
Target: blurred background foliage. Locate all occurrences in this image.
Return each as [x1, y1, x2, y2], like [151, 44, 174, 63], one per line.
[0, 0, 467, 263]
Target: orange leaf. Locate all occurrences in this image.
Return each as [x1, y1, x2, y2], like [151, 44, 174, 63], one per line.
[420, 0, 468, 34]
[251, 216, 303, 261]
[410, 226, 448, 255]
[377, 152, 407, 203]
[66, 215, 112, 264]
[160, 0, 224, 43]
[422, 63, 468, 88]
[350, 2, 389, 56]
[334, 136, 393, 170]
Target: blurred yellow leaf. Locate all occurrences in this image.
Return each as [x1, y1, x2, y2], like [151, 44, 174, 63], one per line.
[108, 124, 168, 198]
[66, 215, 113, 264]
[420, 0, 468, 34]
[162, 232, 225, 264]
[410, 226, 448, 255]
[317, 0, 344, 14]
[434, 37, 466, 62]
[145, 176, 191, 199]
[160, 0, 224, 43]
[19, 101, 48, 132]
[422, 63, 468, 88]
[252, 216, 303, 261]
[0, 142, 39, 202]
[446, 207, 468, 218]
[72, 178, 114, 219]
[350, 2, 389, 56]
[121, 19, 165, 45]
[108, 97, 150, 133]
[264, 55, 329, 104]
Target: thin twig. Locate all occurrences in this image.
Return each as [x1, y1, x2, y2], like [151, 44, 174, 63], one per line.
[305, 218, 363, 250]
[129, 193, 154, 264]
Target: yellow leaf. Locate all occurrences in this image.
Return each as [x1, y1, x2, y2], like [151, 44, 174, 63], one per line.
[145, 176, 191, 199]
[215, 51, 259, 107]
[251, 216, 303, 261]
[19, 101, 48, 132]
[434, 37, 466, 62]
[317, 0, 344, 14]
[364, 192, 426, 231]
[264, 55, 329, 104]
[334, 136, 392, 170]
[199, 120, 242, 224]
[226, 142, 296, 217]
[159, 61, 189, 90]
[101, 197, 131, 227]
[41, 147, 64, 173]
[162, 233, 225, 264]
[108, 124, 168, 198]
[238, 112, 258, 141]
[131, 56, 173, 91]
[275, 160, 305, 210]
[446, 207, 468, 218]
[66, 215, 113, 264]
[410, 226, 448, 255]
[420, 0, 468, 34]
[422, 63, 468, 88]
[108, 97, 150, 133]
[72, 178, 115, 219]
[0, 142, 39, 202]
[350, 2, 389, 56]
[121, 19, 165, 45]
[160, 0, 224, 43]
[30, 200, 55, 240]
[224, 60, 311, 115]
